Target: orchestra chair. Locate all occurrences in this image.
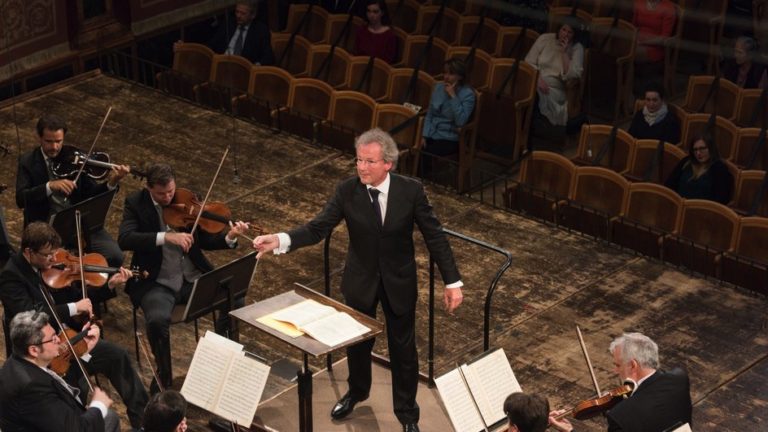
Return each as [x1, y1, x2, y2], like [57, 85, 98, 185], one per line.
[677, 0, 726, 75]
[385, 0, 422, 34]
[679, 114, 738, 161]
[729, 170, 768, 217]
[306, 44, 354, 89]
[496, 27, 540, 59]
[547, 7, 593, 34]
[445, 46, 492, 91]
[505, 151, 577, 223]
[572, 124, 635, 174]
[390, 27, 409, 65]
[234, 66, 293, 128]
[475, 58, 537, 165]
[624, 139, 687, 184]
[681, 76, 740, 120]
[397, 35, 450, 77]
[271, 33, 311, 76]
[318, 90, 377, 153]
[720, 216, 768, 296]
[374, 103, 424, 174]
[415, 5, 461, 44]
[440, 0, 486, 16]
[610, 182, 682, 258]
[385, 67, 435, 111]
[194, 54, 252, 112]
[732, 128, 768, 171]
[456, 16, 502, 57]
[344, 56, 393, 101]
[324, 13, 365, 53]
[662, 199, 740, 277]
[557, 166, 630, 239]
[551, 0, 600, 15]
[157, 43, 214, 101]
[284, 3, 329, 43]
[733, 88, 768, 129]
[131, 304, 202, 369]
[275, 78, 334, 141]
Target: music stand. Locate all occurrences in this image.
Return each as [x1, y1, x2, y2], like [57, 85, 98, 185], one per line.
[49, 189, 117, 247]
[182, 252, 258, 338]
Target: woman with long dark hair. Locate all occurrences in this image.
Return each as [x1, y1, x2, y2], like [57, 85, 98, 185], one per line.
[353, 0, 397, 64]
[665, 135, 734, 204]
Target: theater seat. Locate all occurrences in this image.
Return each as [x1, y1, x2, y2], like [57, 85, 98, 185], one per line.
[505, 151, 577, 222]
[611, 182, 682, 258]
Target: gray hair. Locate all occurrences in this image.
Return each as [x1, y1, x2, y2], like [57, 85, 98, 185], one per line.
[355, 128, 399, 169]
[237, 0, 260, 16]
[10, 311, 49, 356]
[609, 332, 659, 370]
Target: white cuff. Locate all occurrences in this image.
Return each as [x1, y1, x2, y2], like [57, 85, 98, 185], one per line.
[156, 232, 165, 246]
[275, 232, 291, 254]
[67, 303, 78, 317]
[89, 401, 108, 418]
[46, 182, 53, 197]
[446, 280, 463, 289]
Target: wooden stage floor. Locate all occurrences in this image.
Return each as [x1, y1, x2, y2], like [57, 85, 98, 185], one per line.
[0, 72, 766, 431]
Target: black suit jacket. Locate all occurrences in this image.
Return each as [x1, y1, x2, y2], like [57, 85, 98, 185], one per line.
[607, 369, 693, 432]
[118, 189, 234, 305]
[288, 174, 460, 315]
[208, 17, 275, 65]
[15, 148, 110, 226]
[0, 354, 105, 432]
[0, 252, 72, 330]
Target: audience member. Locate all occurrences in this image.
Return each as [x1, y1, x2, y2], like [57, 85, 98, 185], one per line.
[504, 392, 549, 432]
[420, 58, 476, 173]
[628, 82, 681, 144]
[632, 0, 676, 64]
[722, 36, 768, 90]
[665, 135, 734, 204]
[524, 17, 584, 127]
[143, 390, 188, 432]
[206, 0, 274, 65]
[353, 0, 397, 64]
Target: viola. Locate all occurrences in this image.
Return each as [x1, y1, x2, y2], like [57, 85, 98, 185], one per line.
[557, 383, 634, 421]
[42, 249, 148, 290]
[48, 327, 90, 376]
[163, 188, 262, 235]
[50, 145, 146, 180]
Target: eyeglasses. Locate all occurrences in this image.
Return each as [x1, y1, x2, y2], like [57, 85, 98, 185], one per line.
[31, 335, 58, 347]
[354, 157, 384, 166]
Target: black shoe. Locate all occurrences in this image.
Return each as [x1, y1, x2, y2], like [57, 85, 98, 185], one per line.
[330, 392, 367, 420]
[403, 423, 420, 432]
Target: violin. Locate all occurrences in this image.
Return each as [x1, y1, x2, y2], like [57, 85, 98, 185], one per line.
[42, 249, 148, 290]
[557, 383, 635, 421]
[48, 327, 91, 376]
[50, 145, 146, 180]
[163, 188, 262, 236]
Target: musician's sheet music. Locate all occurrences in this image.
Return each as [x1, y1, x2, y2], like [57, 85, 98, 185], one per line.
[435, 369, 487, 432]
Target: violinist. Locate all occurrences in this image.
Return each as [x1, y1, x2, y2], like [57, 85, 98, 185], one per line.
[0, 222, 149, 430]
[15, 114, 128, 268]
[503, 392, 549, 432]
[118, 163, 250, 392]
[142, 390, 188, 432]
[549, 332, 692, 432]
[0, 310, 120, 432]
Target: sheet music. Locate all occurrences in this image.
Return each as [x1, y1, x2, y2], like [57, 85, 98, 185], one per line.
[301, 311, 370, 347]
[269, 299, 337, 328]
[215, 353, 271, 426]
[670, 423, 692, 432]
[462, 349, 522, 426]
[180, 336, 234, 410]
[435, 369, 486, 432]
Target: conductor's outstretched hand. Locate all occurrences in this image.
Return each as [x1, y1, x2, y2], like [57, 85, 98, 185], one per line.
[252, 234, 280, 258]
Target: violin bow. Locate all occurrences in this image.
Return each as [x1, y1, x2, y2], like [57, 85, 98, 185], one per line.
[74, 211, 89, 303]
[135, 330, 165, 393]
[72, 106, 113, 185]
[36, 283, 95, 393]
[576, 325, 602, 398]
[189, 146, 230, 237]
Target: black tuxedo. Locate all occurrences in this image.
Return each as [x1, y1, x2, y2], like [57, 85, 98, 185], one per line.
[15, 147, 124, 269]
[607, 369, 693, 432]
[0, 354, 105, 432]
[118, 188, 238, 386]
[208, 17, 274, 65]
[0, 252, 149, 429]
[287, 173, 460, 424]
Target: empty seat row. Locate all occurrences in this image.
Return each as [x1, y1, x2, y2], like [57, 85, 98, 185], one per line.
[681, 75, 768, 129]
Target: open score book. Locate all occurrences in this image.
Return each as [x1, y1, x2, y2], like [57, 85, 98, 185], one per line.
[257, 298, 370, 347]
[180, 331, 270, 426]
[435, 348, 522, 432]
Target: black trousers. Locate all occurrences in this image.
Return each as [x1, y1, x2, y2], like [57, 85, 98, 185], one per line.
[346, 283, 420, 425]
[65, 339, 149, 429]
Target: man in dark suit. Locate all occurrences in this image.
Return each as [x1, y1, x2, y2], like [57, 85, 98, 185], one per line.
[549, 332, 693, 432]
[118, 163, 249, 391]
[253, 128, 464, 432]
[0, 222, 149, 430]
[207, 0, 275, 65]
[15, 114, 129, 268]
[0, 310, 120, 432]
